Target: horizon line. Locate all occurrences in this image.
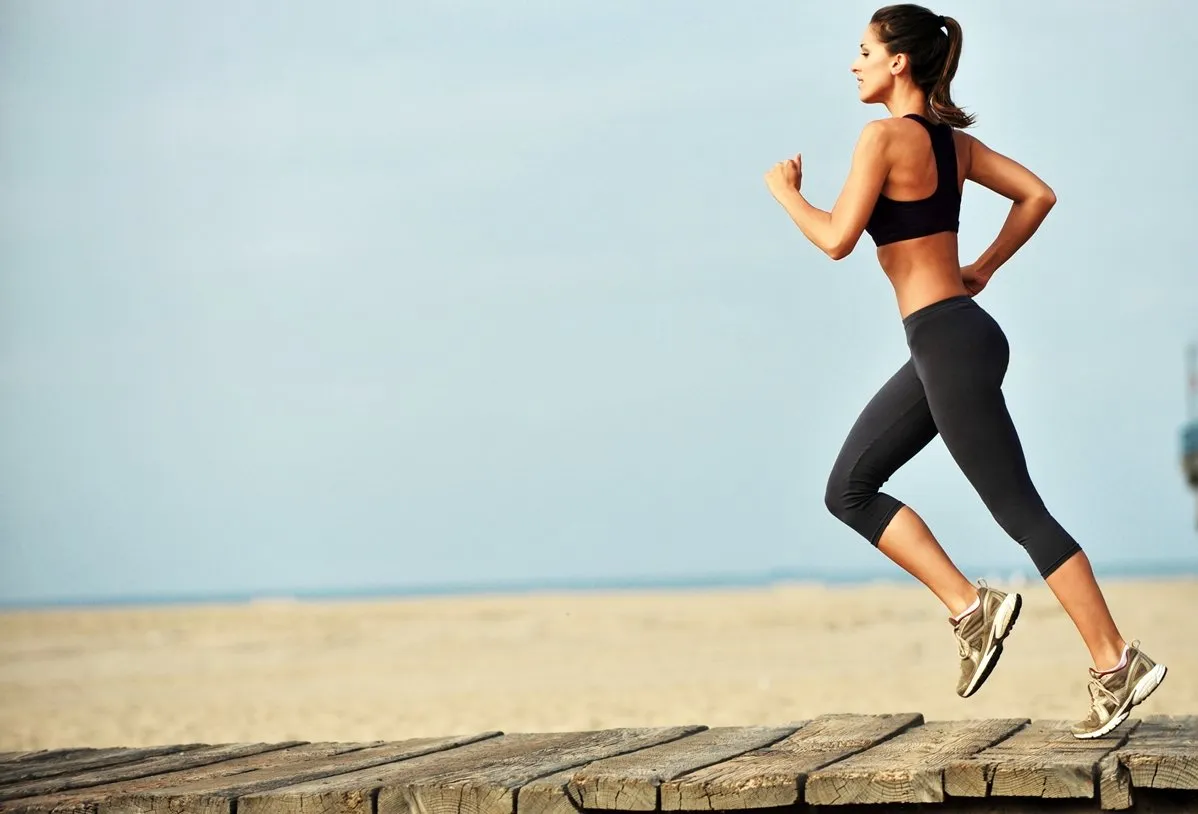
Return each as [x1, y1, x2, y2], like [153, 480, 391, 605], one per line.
[3, 557, 1197, 611]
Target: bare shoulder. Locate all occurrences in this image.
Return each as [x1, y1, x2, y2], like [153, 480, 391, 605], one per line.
[865, 117, 914, 138]
[858, 118, 896, 144]
[853, 118, 900, 158]
[869, 116, 938, 150]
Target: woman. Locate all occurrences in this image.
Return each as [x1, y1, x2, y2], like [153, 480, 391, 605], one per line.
[763, 3, 1167, 739]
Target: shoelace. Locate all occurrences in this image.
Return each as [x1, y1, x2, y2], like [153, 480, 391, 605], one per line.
[1086, 677, 1117, 718]
[954, 584, 987, 660]
[954, 627, 971, 659]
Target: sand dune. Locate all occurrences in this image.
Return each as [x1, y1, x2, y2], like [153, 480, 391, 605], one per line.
[1, 578, 1194, 750]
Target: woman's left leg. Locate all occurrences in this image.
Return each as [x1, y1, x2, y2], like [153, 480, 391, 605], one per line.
[906, 298, 1165, 737]
[906, 299, 1125, 663]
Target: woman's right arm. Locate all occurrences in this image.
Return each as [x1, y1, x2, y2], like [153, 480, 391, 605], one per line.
[962, 134, 1057, 285]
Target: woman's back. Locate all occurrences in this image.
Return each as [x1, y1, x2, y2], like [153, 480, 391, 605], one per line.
[869, 115, 971, 317]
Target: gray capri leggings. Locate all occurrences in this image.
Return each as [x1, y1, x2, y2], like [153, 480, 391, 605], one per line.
[823, 294, 1082, 578]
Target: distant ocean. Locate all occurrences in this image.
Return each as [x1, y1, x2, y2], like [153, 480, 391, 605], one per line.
[2, 559, 1197, 611]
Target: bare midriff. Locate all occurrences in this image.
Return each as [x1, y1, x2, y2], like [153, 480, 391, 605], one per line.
[877, 231, 969, 319]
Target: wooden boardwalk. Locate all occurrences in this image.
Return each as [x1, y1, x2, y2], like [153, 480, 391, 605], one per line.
[1, 715, 1195, 814]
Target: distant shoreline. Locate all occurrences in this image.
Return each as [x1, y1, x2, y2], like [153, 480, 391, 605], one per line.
[3, 559, 1196, 611]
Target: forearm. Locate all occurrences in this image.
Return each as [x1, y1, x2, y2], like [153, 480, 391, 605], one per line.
[973, 193, 1055, 279]
[773, 188, 841, 257]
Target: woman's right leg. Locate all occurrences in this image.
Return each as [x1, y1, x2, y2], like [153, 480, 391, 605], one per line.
[825, 357, 1024, 698]
[823, 359, 977, 616]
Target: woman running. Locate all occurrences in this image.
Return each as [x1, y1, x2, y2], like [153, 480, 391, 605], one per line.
[763, 3, 1167, 738]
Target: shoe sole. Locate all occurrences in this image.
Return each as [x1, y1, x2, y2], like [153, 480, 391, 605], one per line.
[961, 591, 1022, 698]
[1072, 663, 1169, 740]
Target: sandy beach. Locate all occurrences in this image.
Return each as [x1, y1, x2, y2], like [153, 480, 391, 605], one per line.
[1, 578, 1194, 751]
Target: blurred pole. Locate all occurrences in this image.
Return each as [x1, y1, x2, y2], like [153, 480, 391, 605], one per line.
[1189, 342, 1198, 421]
[1187, 343, 1198, 529]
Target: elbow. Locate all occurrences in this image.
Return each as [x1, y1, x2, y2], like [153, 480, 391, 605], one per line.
[1032, 185, 1057, 211]
[825, 237, 856, 261]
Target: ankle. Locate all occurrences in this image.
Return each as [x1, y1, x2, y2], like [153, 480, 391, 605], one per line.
[948, 590, 980, 622]
[1094, 640, 1129, 673]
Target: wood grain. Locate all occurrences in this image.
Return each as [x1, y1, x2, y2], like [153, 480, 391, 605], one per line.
[379, 727, 703, 814]
[944, 719, 1130, 800]
[240, 728, 702, 814]
[102, 734, 501, 814]
[519, 726, 798, 814]
[0, 756, 40, 767]
[1108, 715, 1198, 792]
[1098, 751, 1133, 811]
[659, 713, 922, 810]
[4, 716, 1196, 814]
[805, 718, 1025, 805]
[0, 743, 302, 802]
[2, 742, 366, 814]
[0, 746, 208, 787]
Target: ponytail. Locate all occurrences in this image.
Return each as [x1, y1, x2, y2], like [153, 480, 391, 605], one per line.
[928, 16, 974, 128]
[871, 5, 977, 128]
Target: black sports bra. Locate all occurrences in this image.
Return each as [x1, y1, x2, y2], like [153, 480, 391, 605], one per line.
[864, 114, 960, 247]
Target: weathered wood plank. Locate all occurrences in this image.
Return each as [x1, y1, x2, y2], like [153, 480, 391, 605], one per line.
[240, 727, 703, 814]
[518, 725, 800, 814]
[793, 796, 1198, 813]
[237, 737, 543, 814]
[0, 746, 209, 787]
[0, 751, 125, 769]
[1, 742, 350, 814]
[4, 716, 1194, 814]
[1098, 751, 1133, 811]
[97, 734, 501, 814]
[10, 751, 144, 765]
[991, 722, 1132, 800]
[804, 718, 1025, 805]
[1110, 715, 1198, 792]
[657, 712, 922, 810]
[0, 750, 187, 778]
[5, 752, 90, 763]
[944, 719, 1131, 800]
[379, 727, 703, 814]
[0, 742, 302, 802]
[0, 757, 37, 767]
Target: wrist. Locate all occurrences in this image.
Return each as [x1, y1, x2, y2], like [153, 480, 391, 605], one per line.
[786, 186, 806, 203]
[775, 186, 808, 215]
[971, 258, 996, 280]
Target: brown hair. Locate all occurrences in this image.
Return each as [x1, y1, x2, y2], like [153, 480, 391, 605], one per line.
[871, 4, 975, 128]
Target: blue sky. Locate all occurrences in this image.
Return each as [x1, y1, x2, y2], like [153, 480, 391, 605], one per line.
[2, 1, 1196, 604]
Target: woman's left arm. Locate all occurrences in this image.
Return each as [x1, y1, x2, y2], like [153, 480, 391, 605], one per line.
[764, 121, 891, 260]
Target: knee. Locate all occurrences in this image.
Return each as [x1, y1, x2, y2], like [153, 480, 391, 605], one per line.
[986, 498, 1049, 546]
[824, 468, 856, 523]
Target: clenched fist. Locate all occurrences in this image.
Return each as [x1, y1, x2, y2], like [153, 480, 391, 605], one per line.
[765, 154, 802, 197]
